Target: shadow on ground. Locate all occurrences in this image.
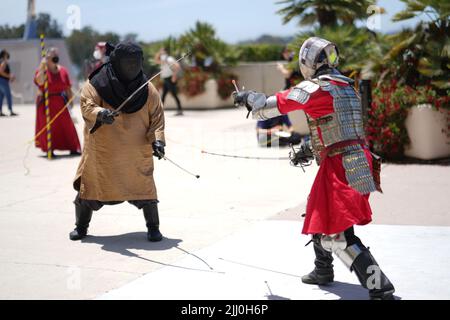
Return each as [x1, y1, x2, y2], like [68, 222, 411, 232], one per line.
[81, 232, 182, 256]
[265, 294, 291, 300]
[319, 281, 402, 300]
[82, 232, 222, 274]
[38, 153, 81, 160]
[318, 281, 368, 300]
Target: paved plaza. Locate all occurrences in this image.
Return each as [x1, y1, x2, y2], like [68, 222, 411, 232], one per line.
[0, 104, 449, 299]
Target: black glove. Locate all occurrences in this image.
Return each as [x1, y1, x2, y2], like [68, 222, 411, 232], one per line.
[96, 109, 115, 125]
[290, 140, 314, 167]
[232, 91, 252, 112]
[152, 140, 165, 160]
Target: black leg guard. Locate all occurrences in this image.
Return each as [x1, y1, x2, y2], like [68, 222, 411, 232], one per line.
[143, 202, 163, 242]
[69, 202, 93, 241]
[351, 249, 395, 300]
[302, 235, 334, 285]
[337, 228, 395, 300]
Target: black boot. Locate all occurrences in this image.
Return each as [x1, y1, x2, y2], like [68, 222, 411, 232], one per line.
[351, 249, 395, 300]
[69, 203, 93, 241]
[143, 202, 163, 242]
[302, 236, 334, 285]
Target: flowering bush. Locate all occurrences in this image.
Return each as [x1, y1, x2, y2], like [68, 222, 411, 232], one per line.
[178, 67, 238, 100]
[408, 86, 450, 111]
[367, 81, 409, 159]
[367, 80, 449, 159]
[179, 67, 209, 97]
[216, 72, 238, 100]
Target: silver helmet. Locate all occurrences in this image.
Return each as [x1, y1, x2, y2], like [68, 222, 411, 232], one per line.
[298, 37, 339, 80]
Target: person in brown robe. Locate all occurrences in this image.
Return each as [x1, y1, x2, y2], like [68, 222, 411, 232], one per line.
[70, 42, 166, 242]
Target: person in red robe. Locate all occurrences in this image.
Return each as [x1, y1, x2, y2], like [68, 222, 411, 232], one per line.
[233, 37, 395, 300]
[34, 47, 81, 156]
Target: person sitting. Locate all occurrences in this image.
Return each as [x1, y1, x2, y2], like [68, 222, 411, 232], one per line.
[256, 114, 302, 148]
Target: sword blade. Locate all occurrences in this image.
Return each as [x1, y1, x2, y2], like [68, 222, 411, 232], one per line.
[113, 52, 191, 116]
[163, 155, 200, 179]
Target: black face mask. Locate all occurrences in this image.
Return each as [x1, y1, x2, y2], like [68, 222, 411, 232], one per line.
[115, 56, 143, 82]
[52, 56, 59, 64]
[108, 42, 144, 84]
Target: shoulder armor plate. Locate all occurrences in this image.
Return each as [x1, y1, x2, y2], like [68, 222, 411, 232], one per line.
[287, 80, 320, 104]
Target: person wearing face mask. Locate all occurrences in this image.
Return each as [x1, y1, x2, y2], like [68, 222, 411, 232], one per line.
[0, 50, 18, 117]
[70, 41, 166, 243]
[155, 48, 183, 116]
[34, 47, 81, 156]
[93, 42, 108, 64]
[256, 47, 303, 148]
[91, 42, 109, 72]
[277, 46, 302, 91]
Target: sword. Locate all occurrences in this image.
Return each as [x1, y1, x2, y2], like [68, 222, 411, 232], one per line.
[232, 79, 251, 119]
[162, 155, 200, 179]
[90, 51, 191, 134]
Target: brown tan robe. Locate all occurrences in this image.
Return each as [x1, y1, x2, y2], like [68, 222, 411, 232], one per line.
[73, 81, 165, 202]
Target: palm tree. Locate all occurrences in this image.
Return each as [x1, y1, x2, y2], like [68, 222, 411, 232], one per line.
[382, 0, 449, 90]
[392, 0, 449, 24]
[178, 21, 239, 75]
[276, 0, 379, 27]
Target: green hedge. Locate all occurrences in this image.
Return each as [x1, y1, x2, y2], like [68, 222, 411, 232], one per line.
[234, 44, 284, 62]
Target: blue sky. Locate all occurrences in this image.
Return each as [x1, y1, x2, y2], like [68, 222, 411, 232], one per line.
[1, 0, 424, 43]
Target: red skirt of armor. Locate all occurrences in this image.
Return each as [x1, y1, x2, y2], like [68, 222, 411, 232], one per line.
[302, 148, 374, 235]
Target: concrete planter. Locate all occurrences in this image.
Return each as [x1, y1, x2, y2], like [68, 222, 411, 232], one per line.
[162, 79, 233, 110]
[404, 104, 450, 160]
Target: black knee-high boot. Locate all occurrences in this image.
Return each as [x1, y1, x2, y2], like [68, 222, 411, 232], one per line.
[342, 228, 395, 300]
[302, 235, 334, 285]
[351, 249, 395, 300]
[143, 202, 163, 242]
[69, 202, 93, 241]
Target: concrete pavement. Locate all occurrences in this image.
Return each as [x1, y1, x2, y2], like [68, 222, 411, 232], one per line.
[0, 104, 449, 299]
[100, 222, 450, 300]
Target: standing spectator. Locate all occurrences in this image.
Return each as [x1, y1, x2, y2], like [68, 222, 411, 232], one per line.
[34, 47, 81, 156]
[277, 46, 302, 90]
[256, 47, 303, 147]
[155, 48, 183, 116]
[84, 42, 110, 78]
[92, 42, 109, 69]
[0, 50, 18, 117]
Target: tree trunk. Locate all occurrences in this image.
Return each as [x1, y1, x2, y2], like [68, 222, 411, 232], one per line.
[316, 8, 337, 27]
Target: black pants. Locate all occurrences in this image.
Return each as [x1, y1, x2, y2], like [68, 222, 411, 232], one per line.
[161, 77, 182, 111]
[74, 193, 157, 211]
[257, 131, 302, 148]
[342, 227, 365, 248]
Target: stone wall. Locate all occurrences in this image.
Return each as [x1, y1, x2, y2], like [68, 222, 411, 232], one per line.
[0, 39, 76, 104]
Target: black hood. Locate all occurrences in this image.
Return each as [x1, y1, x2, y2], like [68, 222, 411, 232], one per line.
[110, 42, 144, 83]
[89, 42, 148, 114]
